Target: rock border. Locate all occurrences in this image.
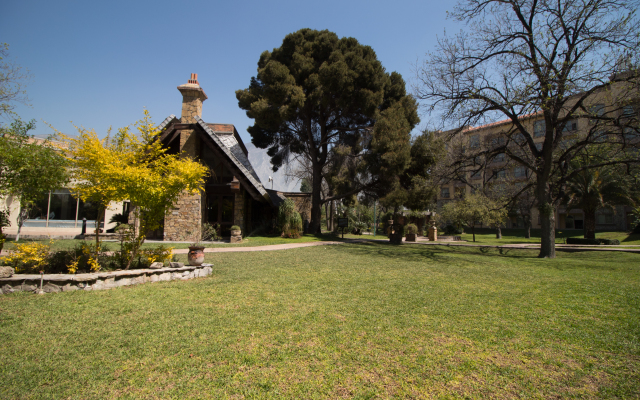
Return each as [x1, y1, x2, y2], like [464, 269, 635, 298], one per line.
[0, 264, 213, 295]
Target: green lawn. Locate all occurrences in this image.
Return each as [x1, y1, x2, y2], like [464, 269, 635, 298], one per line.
[434, 228, 640, 246]
[1, 243, 639, 399]
[2, 233, 345, 253]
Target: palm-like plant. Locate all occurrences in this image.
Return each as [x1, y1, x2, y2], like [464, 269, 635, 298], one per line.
[562, 166, 635, 239]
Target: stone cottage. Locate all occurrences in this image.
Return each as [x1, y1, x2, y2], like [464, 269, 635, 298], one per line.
[153, 74, 309, 240]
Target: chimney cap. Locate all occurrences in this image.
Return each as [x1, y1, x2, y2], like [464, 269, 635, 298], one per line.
[177, 73, 208, 99]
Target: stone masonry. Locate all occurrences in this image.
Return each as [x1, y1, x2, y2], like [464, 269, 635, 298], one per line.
[163, 73, 208, 241]
[234, 189, 245, 232]
[164, 191, 203, 241]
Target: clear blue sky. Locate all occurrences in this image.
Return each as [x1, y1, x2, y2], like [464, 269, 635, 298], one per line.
[1, 0, 457, 143]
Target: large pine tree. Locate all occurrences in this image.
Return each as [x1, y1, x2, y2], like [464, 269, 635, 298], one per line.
[237, 29, 419, 233]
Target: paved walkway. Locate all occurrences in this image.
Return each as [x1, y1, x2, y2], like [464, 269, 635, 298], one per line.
[171, 241, 344, 254]
[169, 239, 640, 254]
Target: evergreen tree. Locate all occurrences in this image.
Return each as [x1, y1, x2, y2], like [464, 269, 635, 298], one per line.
[237, 29, 419, 233]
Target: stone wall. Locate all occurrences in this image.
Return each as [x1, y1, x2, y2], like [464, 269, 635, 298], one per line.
[164, 191, 203, 241]
[0, 264, 213, 295]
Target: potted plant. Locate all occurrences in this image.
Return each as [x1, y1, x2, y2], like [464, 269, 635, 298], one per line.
[186, 229, 205, 266]
[405, 223, 418, 242]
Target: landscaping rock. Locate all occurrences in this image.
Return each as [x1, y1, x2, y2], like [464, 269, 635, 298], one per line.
[21, 284, 37, 292]
[2, 284, 14, 294]
[169, 262, 184, 268]
[42, 283, 61, 293]
[149, 262, 164, 269]
[0, 266, 15, 278]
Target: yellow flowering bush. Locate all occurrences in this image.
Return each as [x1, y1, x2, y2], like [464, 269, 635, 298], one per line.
[4, 240, 53, 273]
[139, 245, 174, 268]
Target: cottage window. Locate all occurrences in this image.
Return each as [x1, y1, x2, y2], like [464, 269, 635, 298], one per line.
[440, 187, 450, 198]
[494, 153, 505, 162]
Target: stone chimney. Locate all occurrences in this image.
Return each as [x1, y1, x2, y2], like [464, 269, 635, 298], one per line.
[177, 73, 208, 124]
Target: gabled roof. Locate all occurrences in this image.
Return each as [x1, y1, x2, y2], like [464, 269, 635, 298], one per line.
[194, 116, 268, 200]
[156, 115, 272, 205]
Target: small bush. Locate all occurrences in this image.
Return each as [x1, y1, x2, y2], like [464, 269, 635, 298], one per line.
[230, 225, 241, 231]
[202, 223, 221, 241]
[442, 224, 463, 235]
[278, 199, 302, 238]
[566, 238, 620, 245]
[405, 224, 418, 235]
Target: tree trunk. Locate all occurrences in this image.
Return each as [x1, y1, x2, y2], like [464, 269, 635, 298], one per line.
[538, 203, 556, 258]
[496, 226, 502, 239]
[525, 220, 531, 239]
[15, 208, 28, 242]
[309, 163, 323, 234]
[584, 210, 596, 239]
[472, 225, 476, 242]
[95, 207, 105, 259]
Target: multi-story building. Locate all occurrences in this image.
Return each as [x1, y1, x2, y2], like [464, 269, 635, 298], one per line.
[437, 78, 639, 232]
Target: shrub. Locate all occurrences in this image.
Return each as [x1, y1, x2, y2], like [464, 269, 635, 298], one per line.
[405, 224, 418, 235]
[139, 245, 174, 268]
[441, 224, 463, 235]
[3, 240, 53, 273]
[202, 222, 221, 241]
[230, 225, 241, 231]
[278, 199, 302, 238]
[566, 238, 620, 245]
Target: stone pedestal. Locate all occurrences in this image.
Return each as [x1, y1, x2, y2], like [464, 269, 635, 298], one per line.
[428, 225, 438, 241]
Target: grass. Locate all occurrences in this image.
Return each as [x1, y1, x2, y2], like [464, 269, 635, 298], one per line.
[1, 243, 639, 399]
[434, 228, 640, 246]
[1, 233, 345, 253]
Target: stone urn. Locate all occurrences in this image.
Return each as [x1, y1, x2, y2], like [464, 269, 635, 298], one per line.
[187, 246, 205, 266]
[405, 233, 417, 242]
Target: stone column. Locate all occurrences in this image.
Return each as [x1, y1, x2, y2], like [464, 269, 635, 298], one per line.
[234, 190, 245, 232]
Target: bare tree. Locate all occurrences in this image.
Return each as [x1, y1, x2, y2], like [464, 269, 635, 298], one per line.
[0, 43, 31, 119]
[416, 0, 640, 258]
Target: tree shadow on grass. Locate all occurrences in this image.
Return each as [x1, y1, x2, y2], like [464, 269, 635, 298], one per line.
[334, 241, 541, 263]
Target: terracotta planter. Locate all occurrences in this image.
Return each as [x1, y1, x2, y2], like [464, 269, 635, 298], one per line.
[187, 246, 205, 266]
[405, 233, 417, 242]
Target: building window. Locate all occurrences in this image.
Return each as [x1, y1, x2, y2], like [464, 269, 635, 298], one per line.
[514, 166, 527, 178]
[563, 119, 578, 132]
[534, 120, 545, 137]
[596, 212, 614, 224]
[207, 194, 235, 224]
[469, 134, 480, 149]
[535, 142, 543, 151]
[24, 189, 100, 228]
[622, 105, 635, 117]
[440, 187, 450, 198]
[623, 127, 638, 141]
[495, 169, 506, 180]
[454, 187, 465, 199]
[470, 170, 482, 180]
[589, 103, 605, 124]
[494, 153, 506, 162]
[490, 137, 505, 148]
